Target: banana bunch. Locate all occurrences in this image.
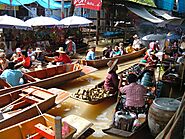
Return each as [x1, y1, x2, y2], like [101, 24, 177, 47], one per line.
[74, 87, 110, 101]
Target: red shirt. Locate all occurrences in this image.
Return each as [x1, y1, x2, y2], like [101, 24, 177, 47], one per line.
[17, 56, 31, 68]
[54, 53, 72, 64]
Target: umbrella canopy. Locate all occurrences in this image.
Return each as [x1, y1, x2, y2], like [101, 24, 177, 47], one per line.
[142, 34, 166, 41]
[0, 15, 31, 30]
[59, 16, 93, 26]
[25, 16, 60, 27]
[157, 18, 185, 27]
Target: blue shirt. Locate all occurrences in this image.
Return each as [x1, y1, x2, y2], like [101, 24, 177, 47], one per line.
[86, 50, 95, 60]
[0, 69, 23, 86]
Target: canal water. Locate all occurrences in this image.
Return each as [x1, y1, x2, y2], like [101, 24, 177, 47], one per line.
[47, 58, 145, 139]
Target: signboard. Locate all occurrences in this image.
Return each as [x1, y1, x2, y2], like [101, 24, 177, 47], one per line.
[0, 4, 19, 10]
[74, 0, 102, 11]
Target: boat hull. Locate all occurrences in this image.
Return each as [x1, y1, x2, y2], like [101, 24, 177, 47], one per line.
[80, 48, 146, 68]
[0, 86, 56, 130]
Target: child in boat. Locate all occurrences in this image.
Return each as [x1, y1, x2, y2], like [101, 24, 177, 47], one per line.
[104, 59, 119, 94]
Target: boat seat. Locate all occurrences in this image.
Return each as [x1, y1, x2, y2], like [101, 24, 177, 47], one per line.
[19, 93, 42, 103]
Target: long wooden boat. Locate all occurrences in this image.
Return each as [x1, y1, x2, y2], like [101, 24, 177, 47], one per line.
[71, 63, 146, 104]
[80, 47, 146, 68]
[0, 113, 77, 139]
[0, 86, 57, 130]
[0, 63, 97, 95]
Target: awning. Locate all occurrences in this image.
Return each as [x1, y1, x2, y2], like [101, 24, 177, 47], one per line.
[127, 5, 164, 23]
[151, 8, 179, 20]
[0, 0, 71, 9]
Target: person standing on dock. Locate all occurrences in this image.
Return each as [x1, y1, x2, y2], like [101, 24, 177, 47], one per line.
[104, 59, 119, 94]
[65, 36, 76, 56]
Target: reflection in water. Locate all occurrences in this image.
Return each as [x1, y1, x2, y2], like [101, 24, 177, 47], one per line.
[47, 58, 141, 139]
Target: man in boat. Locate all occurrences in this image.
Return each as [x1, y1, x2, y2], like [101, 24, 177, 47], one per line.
[10, 47, 22, 62]
[104, 59, 119, 94]
[33, 47, 45, 63]
[65, 36, 76, 56]
[102, 45, 112, 59]
[118, 73, 147, 114]
[52, 47, 72, 64]
[132, 34, 141, 51]
[85, 45, 96, 60]
[0, 61, 24, 86]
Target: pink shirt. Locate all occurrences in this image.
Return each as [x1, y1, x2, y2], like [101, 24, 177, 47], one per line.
[119, 83, 147, 107]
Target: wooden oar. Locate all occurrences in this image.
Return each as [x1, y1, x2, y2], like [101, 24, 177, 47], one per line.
[23, 73, 37, 82]
[0, 89, 37, 112]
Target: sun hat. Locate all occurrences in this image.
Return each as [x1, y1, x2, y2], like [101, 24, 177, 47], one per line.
[107, 59, 118, 73]
[16, 48, 21, 53]
[56, 47, 65, 53]
[0, 53, 5, 58]
[35, 47, 42, 53]
[133, 34, 138, 38]
[0, 49, 4, 52]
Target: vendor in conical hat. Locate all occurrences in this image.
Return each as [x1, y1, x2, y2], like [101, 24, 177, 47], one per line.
[104, 59, 119, 94]
[53, 47, 71, 64]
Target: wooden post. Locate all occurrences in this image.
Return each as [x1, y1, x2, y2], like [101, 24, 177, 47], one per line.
[96, 11, 100, 45]
[55, 116, 62, 139]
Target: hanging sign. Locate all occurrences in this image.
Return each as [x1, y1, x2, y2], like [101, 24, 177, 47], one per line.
[74, 0, 102, 11]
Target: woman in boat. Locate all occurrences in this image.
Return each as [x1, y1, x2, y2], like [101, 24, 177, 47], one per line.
[104, 59, 119, 94]
[111, 46, 121, 57]
[118, 42, 126, 55]
[102, 45, 112, 59]
[0, 61, 24, 86]
[10, 47, 22, 62]
[33, 47, 45, 63]
[132, 34, 141, 51]
[125, 44, 134, 54]
[0, 53, 9, 71]
[119, 73, 147, 113]
[53, 47, 72, 64]
[86, 45, 96, 60]
[14, 50, 31, 69]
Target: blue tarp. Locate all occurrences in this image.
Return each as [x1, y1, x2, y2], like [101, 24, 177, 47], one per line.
[0, 0, 71, 9]
[177, 0, 185, 14]
[154, 0, 174, 11]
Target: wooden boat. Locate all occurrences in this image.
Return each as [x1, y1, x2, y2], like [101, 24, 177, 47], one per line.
[0, 113, 77, 139]
[71, 63, 146, 104]
[80, 47, 146, 68]
[0, 86, 57, 130]
[0, 63, 97, 95]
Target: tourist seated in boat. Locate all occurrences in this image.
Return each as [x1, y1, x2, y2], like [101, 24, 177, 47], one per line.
[118, 42, 126, 55]
[27, 47, 35, 57]
[52, 47, 72, 64]
[111, 46, 121, 57]
[104, 59, 119, 94]
[0, 52, 9, 71]
[149, 41, 160, 52]
[65, 36, 76, 56]
[10, 47, 22, 61]
[118, 73, 147, 113]
[132, 34, 141, 51]
[33, 47, 45, 63]
[0, 61, 24, 86]
[102, 45, 112, 59]
[14, 50, 31, 69]
[177, 52, 185, 64]
[180, 35, 185, 52]
[86, 45, 96, 60]
[125, 44, 134, 54]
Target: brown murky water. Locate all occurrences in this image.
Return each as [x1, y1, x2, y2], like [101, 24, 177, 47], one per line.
[47, 58, 142, 139]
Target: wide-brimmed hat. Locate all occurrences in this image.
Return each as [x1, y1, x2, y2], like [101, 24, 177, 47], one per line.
[107, 59, 118, 72]
[0, 49, 4, 52]
[56, 47, 65, 53]
[16, 48, 21, 53]
[35, 47, 42, 53]
[0, 53, 5, 58]
[133, 34, 138, 38]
